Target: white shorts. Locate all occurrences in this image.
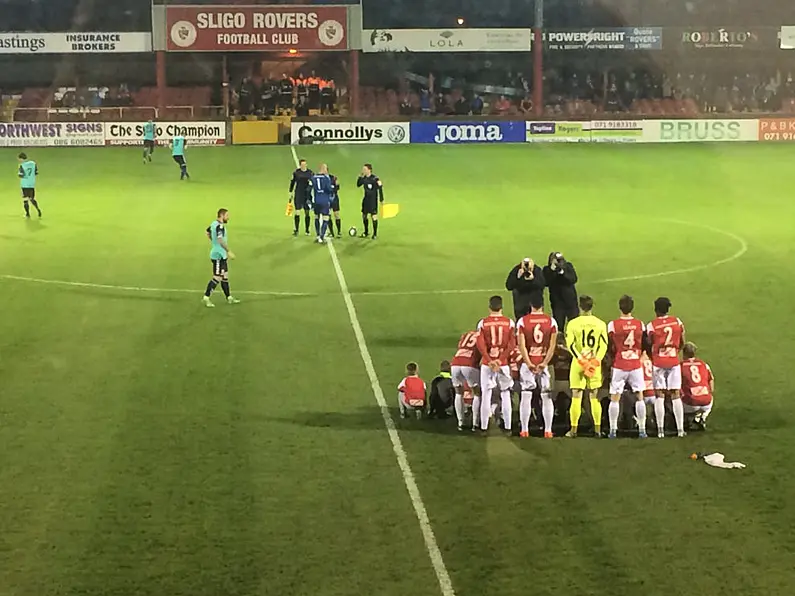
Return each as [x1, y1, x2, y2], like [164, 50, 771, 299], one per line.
[653, 365, 682, 391]
[451, 365, 479, 389]
[683, 400, 713, 414]
[610, 368, 645, 395]
[519, 363, 551, 392]
[480, 364, 513, 392]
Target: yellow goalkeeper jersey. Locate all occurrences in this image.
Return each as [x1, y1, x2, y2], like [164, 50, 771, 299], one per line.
[566, 314, 608, 362]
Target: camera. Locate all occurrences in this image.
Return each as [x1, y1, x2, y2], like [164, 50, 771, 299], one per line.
[521, 258, 534, 280]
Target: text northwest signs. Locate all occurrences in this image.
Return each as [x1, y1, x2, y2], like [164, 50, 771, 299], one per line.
[166, 5, 348, 52]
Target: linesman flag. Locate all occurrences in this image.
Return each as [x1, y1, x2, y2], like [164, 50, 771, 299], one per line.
[380, 203, 400, 219]
[285, 201, 294, 217]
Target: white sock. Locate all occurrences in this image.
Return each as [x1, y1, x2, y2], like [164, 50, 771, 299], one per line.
[608, 401, 620, 432]
[454, 393, 465, 426]
[541, 392, 554, 433]
[519, 391, 532, 433]
[500, 390, 512, 430]
[472, 394, 481, 429]
[635, 399, 647, 434]
[672, 398, 684, 433]
[654, 397, 666, 435]
[480, 392, 491, 430]
[701, 403, 713, 422]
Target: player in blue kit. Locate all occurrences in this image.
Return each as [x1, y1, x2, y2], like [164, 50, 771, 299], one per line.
[203, 208, 240, 308]
[142, 120, 156, 163]
[171, 135, 189, 180]
[18, 153, 42, 218]
[312, 164, 333, 244]
[289, 159, 313, 236]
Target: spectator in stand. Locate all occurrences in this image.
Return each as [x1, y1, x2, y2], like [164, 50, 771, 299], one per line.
[308, 71, 321, 111]
[295, 73, 309, 107]
[278, 74, 294, 114]
[239, 77, 253, 114]
[471, 93, 484, 115]
[295, 95, 310, 117]
[453, 94, 469, 115]
[420, 88, 431, 115]
[399, 94, 414, 115]
[434, 92, 448, 115]
[605, 81, 623, 112]
[520, 95, 533, 114]
[495, 95, 511, 115]
[320, 79, 336, 115]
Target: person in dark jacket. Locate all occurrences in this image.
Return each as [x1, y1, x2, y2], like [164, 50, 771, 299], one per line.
[428, 360, 455, 418]
[543, 251, 579, 334]
[505, 258, 546, 321]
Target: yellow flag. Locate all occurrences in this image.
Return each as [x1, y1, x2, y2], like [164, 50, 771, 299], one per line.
[380, 203, 400, 219]
[285, 201, 294, 217]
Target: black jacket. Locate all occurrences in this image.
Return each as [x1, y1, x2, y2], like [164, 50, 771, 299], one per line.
[543, 261, 578, 309]
[505, 264, 546, 318]
[428, 373, 454, 416]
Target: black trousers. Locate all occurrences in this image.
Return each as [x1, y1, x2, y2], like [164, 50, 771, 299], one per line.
[552, 303, 578, 333]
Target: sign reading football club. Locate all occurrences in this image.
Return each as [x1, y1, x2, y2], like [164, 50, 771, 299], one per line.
[0, 32, 152, 54]
[362, 28, 532, 53]
[544, 28, 662, 50]
[165, 5, 348, 52]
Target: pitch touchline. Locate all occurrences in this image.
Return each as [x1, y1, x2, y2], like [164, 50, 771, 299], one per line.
[0, 220, 748, 299]
[289, 145, 456, 596]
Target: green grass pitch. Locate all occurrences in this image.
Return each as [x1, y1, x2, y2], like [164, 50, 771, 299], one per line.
[1, 142, 794, 596]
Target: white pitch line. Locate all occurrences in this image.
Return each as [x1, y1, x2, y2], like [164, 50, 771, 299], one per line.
[290, 145, 456, 596]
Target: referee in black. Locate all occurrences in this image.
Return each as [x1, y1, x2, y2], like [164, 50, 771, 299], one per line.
[289, 158, 313, 236]
[357, 163, 384, 239]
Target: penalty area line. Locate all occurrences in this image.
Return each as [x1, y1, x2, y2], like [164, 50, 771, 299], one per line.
[289, 145, 456, 596]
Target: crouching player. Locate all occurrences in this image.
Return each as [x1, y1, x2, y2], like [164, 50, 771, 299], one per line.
[517, 295, 558, 438]
[680, 342, 714, 430]
[398, 362, 427, 419]
[452, 330, 481, 432]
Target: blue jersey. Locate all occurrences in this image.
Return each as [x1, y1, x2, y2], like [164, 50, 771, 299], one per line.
[312, 174, 333, 206]
[207, 220, 227, 260]
[18, 160, 37, 189]
[172, 136, 185, 156]
[143, 122, 156, 141]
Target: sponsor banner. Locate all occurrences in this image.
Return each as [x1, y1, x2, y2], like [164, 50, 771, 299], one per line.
[0, 122, 105, 147]
[545, 28, 662, 50]
[104, 122, 226, 146]
[758, 118, 795, 141]
[411, 121, 525, 144]
[291, 122, 409, 144]
[0, 32, 151, 54]
[589, 119, 643, 143]
[526, 121, 589, 142]
[166, 5, 348, 52]
[781, 26, 795, 49]
[678, 28, 772, 50]
[363, 28, 532, 53]
[642, 119, 758, 143]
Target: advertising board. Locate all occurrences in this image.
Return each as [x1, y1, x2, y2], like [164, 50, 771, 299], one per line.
[290, 122, 409, 144]
[104, 122, 226, 146]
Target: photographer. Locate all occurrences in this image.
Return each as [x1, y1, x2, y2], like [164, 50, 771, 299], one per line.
[543, 252, 579, 333]
[505, 258, 546, 321]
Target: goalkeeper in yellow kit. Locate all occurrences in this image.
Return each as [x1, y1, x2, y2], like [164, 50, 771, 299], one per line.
[565, 295, 609, 438]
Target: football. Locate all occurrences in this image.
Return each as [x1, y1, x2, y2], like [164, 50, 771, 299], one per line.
[348, 226, 357, 237]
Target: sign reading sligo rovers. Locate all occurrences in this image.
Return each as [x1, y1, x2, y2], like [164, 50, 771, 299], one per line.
[166, 5, 348, 52]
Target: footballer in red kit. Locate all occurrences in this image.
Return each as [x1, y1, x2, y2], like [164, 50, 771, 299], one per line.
[607, 295, 647, 438]
[646, 296, 686, 437]
[680, 342, 714, 430]
[475, 295, 516, 431]
[516, 294, 558, 438]
[451, 330, 482, 431]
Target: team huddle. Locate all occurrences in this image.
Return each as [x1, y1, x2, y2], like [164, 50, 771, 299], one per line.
[289, 159, 385, 242]
[400, 293, 714, 438]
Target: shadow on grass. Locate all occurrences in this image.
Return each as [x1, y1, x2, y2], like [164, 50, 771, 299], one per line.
[266, 407, 462, 435]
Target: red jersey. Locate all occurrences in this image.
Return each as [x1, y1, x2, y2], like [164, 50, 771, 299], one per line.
[451, 331, 481, 368]
[608, 316, 644, 371]
[517, 313, 558, 366]
[681, 358, 713, 406]
[398, 376, 426, 407]
[640, 354, 654, 397]
[646, 315, 685, 369]
[476, 314, 516, 367]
